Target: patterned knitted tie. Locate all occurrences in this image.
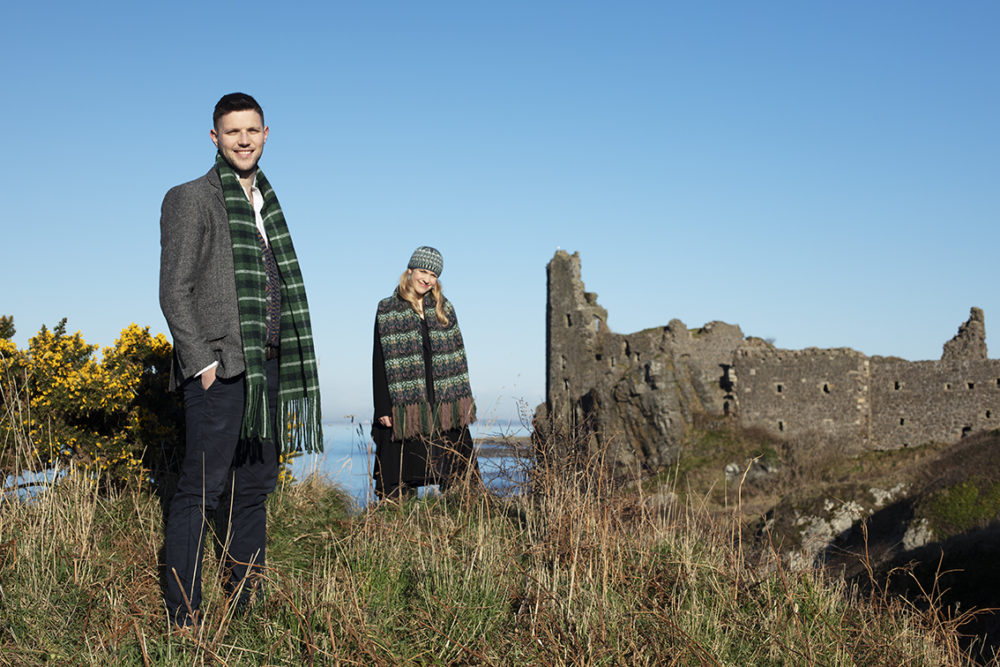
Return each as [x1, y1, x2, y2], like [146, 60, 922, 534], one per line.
[256, 229, 281, 347]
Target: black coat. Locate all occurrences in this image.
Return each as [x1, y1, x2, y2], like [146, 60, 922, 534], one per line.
[371, 316, 478, 497]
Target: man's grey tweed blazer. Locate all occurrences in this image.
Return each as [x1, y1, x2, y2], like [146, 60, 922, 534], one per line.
[159, 167, 245, 391]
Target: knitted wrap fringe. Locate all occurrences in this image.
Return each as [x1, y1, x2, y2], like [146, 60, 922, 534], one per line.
[392, 396, 476, 441]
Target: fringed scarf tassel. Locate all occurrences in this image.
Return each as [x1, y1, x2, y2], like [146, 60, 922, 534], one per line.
[279, 397, 324, 454]
[391, 397, 476, 441]
[241, 376, 269, 441]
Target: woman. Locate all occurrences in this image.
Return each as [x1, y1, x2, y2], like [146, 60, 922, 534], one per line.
[371, 246, 480, 499]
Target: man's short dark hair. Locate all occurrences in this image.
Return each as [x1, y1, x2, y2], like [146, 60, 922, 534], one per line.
[213, 92, 264, 128]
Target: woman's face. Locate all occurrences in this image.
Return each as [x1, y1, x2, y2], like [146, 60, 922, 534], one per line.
[408, 268, 438, 296]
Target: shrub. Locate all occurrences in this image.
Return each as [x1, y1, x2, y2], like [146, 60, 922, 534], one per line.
[1, 318, 181, 486]
[921, 479, 1000, 538]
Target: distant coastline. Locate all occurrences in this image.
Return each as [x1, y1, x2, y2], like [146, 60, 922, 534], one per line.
[322, 419, 531, 459]
[476, 435, 531, 459]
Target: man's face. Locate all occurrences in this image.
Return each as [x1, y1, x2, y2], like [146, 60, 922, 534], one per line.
[210, 109, 268, 176]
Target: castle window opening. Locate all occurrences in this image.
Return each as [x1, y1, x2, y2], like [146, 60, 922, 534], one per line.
[945, 383, 952, 391]
[563, 379, 570, 390]
[899, 418, 905, 426]
[823, 383, 831, 394]
[968, 382, 975, 390]
[594, 318, 600, 333]
[962, 426, 972, 437]
[894, 381, 901, 390]
[987, 410, 992, 419]
[778, 420, 784, 432]
[595, 353, 602, 361]
[776, 383, 784, 394]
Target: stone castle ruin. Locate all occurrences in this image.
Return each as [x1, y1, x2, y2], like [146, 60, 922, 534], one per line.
[536, 250, 1000, 477]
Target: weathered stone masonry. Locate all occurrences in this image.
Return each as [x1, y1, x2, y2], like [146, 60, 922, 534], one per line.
[537, 250, 1000, 476]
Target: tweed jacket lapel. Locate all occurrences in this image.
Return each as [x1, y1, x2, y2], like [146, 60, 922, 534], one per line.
[205, 166, 226, 207]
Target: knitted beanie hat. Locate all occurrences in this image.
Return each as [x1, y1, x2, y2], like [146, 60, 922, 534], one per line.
[407, 246, 444, 276]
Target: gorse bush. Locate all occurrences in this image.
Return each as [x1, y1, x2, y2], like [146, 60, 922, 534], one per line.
[0, 317, 181, 485]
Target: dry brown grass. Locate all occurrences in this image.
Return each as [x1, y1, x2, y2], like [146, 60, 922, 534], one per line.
[0, 402, 994, 664]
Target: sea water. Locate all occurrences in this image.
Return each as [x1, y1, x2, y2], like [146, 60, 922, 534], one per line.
[290, 420, 530, 508]
[3, 422, 528, 508]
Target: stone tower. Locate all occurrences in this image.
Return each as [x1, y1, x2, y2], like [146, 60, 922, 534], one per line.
[539, 250, 743, 477]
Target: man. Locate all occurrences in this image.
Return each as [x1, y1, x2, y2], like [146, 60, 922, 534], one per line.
[159, 92, 323, 628]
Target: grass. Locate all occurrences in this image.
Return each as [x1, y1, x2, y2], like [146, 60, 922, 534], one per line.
[0, 357, 994, 666]
[1, 434, 992, 666]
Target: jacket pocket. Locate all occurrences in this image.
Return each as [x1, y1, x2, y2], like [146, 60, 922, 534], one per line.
[203, 323, 228, 344]
[203, 329, 228, 368]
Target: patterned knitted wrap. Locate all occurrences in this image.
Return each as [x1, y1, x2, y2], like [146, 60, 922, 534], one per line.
[216, 154, 323, 453]
[376, 292, 476, 440]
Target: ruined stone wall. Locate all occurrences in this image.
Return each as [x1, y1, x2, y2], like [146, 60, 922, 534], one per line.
[870, 359, 1000, 449]
[541, 250, 1000, 478]
[734, 345, 871, 453]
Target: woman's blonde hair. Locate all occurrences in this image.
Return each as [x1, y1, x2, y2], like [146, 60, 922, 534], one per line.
[397, 270, 449, 326]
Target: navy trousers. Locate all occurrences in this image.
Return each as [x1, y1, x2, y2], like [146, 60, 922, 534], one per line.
[164, 358, 279, 625]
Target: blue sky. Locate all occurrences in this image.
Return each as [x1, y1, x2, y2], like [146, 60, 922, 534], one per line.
[2, 1, 997, 426]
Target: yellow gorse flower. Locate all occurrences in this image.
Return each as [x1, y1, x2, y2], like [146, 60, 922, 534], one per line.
[3, 319, 292, 486]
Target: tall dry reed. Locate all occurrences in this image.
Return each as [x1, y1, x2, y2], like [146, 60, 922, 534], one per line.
[0, 415, 993, 665]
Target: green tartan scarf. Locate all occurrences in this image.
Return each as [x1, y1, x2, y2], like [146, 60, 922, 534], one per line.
[216, 154, 323, 453]
[376, 292, 476, 440]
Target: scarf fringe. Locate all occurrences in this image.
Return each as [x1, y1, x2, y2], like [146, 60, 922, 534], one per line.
[392, 397, 476, 441]
[280, 397, 325, 453]
[241, 375, 269, 442]
[240, 386, 323, 453]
